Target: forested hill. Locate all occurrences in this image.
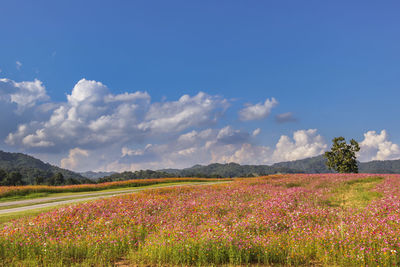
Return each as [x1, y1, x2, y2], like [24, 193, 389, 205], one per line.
[2, 149, 400, 184]
[161, 162, 304, 177]
[0, 150, 86, 184]
[159, 155, 400, 178]
[80, 171, 116, 179]
[359, 159, 400, 173]
[272, 155, 400, 174]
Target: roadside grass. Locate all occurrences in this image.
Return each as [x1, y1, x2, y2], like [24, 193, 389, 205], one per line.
[322, 176, 384, 208]
[0, 181, 231, 223]
[0, 178, 230, 201]
[0, 206, 61, 224]
[0, 192, 50, 202]
[0, 198, 100, 224]
[0, 181, 197, 202]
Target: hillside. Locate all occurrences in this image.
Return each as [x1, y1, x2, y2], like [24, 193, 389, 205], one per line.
[3, 149, 400, 184]
[162, 162, 302, 177]
[271, 155, 332, 173]
[359, 159, 400, 173]
[98, 170, 176, 182]
[0, 150, 85, 184]
[80, 171, 116, 179]
[273, 155, 400, 174]
[159, 155, 400, 178]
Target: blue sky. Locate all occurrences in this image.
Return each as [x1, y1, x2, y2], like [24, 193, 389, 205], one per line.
[1, 1, 400, 171]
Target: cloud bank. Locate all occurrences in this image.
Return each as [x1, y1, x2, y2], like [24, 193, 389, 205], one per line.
[1, 77, 399, 171]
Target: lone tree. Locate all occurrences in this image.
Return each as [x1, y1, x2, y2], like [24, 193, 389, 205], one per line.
[324, 137, 360, 173]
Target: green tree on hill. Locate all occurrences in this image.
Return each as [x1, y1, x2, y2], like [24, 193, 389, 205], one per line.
[3, 171, 24, 186]
[34, 176, 45, 185]
[0, 169, 7, 182]
[54, 172, 65, 185]
[324, 137, 360, 173]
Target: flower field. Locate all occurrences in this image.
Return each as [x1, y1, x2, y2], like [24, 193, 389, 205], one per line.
[0, 177, 229, 199]
[0, 173, 400, 266]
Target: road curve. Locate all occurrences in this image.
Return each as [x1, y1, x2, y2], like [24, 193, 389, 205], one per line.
[0, 181, 230, 215]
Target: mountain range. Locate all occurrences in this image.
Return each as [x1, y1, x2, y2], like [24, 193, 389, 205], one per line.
[1, 150, 400, 184]
[160, 155, 400, 177]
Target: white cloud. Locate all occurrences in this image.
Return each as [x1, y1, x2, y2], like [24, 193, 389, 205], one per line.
[112, 127, 327, 172]
[60, 148, 90, 170]
[239, 97, 278, 121]
[216, 126, 250, 144]
[2, 77, 378, 172]
[272, 129, 327, 162]
[217, 143, 271, 165]
[6, 79, 151, 149]
[252, 128, 261, 136]
[358, 130, 400, 161]
[138, 92, 228, 133]
[5, 79, 229, 154]
[0, 78, 49, 112]
[113, 126, 263, 171]
[0, 78, 52, 141]
[16, 61, 22, 70]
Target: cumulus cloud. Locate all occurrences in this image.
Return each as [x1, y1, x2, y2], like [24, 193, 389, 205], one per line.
[0, 78, 52, 141]
[114, 126, 266, 171]
[358, 130, 400, 161]
[239, 97, 278, 121]
[60, 148, 89, 170]
[5, 79, 229, 154]
[275, 112, 297, 123]
[6, 79, 151, 149]
[0, 78, 49, 112]
[272, 129, 327, 162]
[0, 77, 341, 172]
[216, 126, 250, 144]
[111, 127, 327, 171]
[138, 92, 228, 133]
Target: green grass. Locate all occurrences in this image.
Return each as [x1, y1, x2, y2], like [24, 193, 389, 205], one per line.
[0, 178, 232, 200]
[0, 181, 220, 203]
[323, 176, 384, 208]
[0, 197, 105, 224]
[0, 192, 50, 202]
[0, 181, 229, 221]
[0, 206, 60, 224]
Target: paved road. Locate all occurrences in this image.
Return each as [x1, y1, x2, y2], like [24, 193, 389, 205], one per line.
[0, 181, 229, 215]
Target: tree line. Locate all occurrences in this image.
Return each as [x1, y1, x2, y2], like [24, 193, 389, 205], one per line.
[0, 169, 92, 186]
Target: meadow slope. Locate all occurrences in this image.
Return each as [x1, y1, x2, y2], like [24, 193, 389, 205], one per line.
[0, 174, 399, 266]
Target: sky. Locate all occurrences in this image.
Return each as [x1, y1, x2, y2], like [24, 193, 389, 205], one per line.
[1, 0, 400, 172]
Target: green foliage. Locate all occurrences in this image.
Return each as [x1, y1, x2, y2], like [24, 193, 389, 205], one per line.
[164, 162, 303, 178]
[2, 171, 25, 186]
[54, 172, 65, 185]
[98, 170, 177, 182]
[0, 150, 85, 185]
[271, 155, 331, 173]
[34, 176, 45, 185]
[0, 169, 7, 181]
[324, 137, 360, 173]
